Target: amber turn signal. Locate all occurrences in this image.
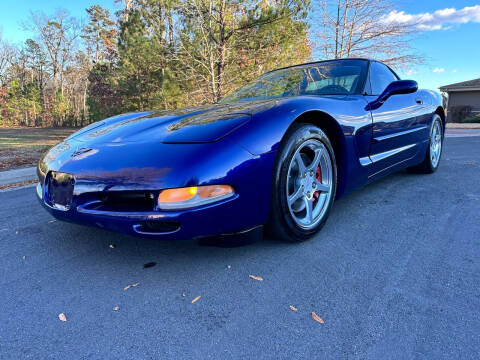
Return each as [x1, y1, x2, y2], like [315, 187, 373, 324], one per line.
[158, 186, 197, 203]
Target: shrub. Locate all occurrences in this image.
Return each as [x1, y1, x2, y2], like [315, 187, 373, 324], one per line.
[462, 114, 480, 123]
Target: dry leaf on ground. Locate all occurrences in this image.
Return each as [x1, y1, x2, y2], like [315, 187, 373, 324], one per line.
[249, 275, 263, 281]
[143, 262, 156, 269]
[191, 296, 201, 304]
[58, 313, 67, 322]
[312, 312, 324, 324]
[289, 305, 298, 312]
[123, 282, 140, 291]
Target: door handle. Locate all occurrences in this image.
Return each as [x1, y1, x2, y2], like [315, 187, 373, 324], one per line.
[415, 98, 423, 105]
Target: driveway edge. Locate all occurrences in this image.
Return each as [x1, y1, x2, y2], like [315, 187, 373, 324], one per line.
[0, 167, 37, 186]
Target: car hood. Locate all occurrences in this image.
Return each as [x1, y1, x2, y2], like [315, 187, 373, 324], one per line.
[67, 100, 278, 145]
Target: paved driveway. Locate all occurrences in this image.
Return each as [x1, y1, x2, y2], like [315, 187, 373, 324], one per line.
[1, 137, 479, 359]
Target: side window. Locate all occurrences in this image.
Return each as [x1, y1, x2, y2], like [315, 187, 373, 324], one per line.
[369, 62, 398, 95]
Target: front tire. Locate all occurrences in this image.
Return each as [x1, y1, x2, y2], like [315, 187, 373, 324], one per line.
[408, 115, 443, 174]
[267, 124, 337, 242]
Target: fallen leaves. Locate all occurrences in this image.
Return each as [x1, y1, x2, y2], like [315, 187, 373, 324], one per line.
[249, 275, 263, 281]
[123, 282, 140, 291]
[0, 179, 38, 190]
[311, 312, 324, 324]
[53, 267, 325, 328]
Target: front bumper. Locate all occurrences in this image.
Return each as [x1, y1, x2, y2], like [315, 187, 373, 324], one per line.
[36, 182, 250, 240]
[36, 138, 277, 240]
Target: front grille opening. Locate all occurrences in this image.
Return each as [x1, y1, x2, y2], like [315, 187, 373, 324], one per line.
[89, 192, 156, 212]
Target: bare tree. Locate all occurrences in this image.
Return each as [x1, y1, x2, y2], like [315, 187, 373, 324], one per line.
[0, 37, 16, 86]
[310, 0, 421, 67]
[177, 0, 309, 102]
[26, 9, 80, 95]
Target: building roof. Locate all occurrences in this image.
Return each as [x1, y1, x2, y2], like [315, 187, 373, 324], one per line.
[439, 78, 480, 92]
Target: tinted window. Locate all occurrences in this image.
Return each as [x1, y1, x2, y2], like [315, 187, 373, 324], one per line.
[220, 60, 368, 103]
[369, 62, 398, 95]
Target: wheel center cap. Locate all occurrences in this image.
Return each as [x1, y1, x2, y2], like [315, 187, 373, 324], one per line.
[302, 174, 315, 200]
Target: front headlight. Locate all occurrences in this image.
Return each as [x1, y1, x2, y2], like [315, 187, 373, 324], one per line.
[157, 185, 234, 210]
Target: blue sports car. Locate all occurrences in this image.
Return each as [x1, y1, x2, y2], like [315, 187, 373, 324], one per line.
[37, 59, 444, 242]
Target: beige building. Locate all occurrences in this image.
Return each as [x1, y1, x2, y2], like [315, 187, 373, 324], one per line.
[440, 78, 480, 122]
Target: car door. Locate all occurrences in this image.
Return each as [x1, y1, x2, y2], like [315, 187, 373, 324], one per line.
[365, 61, 427, 176]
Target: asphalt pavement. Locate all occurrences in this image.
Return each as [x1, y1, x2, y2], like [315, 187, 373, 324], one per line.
[1, 137, 479, 359]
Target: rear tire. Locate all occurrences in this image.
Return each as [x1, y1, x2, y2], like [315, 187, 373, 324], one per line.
[266, 123, 337, 242]
[407, 115, 443, 174]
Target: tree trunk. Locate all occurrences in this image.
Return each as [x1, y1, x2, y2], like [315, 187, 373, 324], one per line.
[167, 9, 174, 48]
[216, 0, 226, 101]
[334, 0, 341, 58]
[82, 80, 87, 126]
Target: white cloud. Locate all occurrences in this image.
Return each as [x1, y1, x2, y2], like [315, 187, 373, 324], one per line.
[383, 5, 480, 31]
[406, 69, 418, 75]
[452, 69, 458, 73]
[433, 68, 445, 73]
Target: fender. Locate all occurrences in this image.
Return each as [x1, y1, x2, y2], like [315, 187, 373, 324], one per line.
[229, 95, 373, 197]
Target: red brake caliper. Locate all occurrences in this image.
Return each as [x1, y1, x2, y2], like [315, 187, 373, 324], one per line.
[313, 165, 322, 203]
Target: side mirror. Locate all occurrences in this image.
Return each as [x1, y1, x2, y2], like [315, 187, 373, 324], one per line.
[366, 80, 418, 111]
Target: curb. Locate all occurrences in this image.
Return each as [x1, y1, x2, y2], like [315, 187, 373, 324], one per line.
[0, 167, 37, 186]
[446, 123, 480, 129]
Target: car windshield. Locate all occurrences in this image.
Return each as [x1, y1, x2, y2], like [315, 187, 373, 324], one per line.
[220, 59, 368, 103]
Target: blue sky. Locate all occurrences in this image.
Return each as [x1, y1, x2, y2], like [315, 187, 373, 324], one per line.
[0, 0, 479, 91]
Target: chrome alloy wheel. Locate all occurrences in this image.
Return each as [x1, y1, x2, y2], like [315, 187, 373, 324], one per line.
[430, 120, 442, 168]
[286, 139, 333, 230]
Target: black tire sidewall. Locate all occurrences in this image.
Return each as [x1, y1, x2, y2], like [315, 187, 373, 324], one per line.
[270, 124, 337, 241]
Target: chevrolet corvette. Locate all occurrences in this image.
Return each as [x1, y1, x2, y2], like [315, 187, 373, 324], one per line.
[37, 59, 444, 242]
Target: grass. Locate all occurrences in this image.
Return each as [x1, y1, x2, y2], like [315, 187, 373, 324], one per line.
[0, 127, 77, 171]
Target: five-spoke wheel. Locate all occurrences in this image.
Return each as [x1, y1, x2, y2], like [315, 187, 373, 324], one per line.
[286, 139, 333, 230]
[430, 120, 442, 168]
[407, 114, 443, 174]
[267, 124, 337, 242]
